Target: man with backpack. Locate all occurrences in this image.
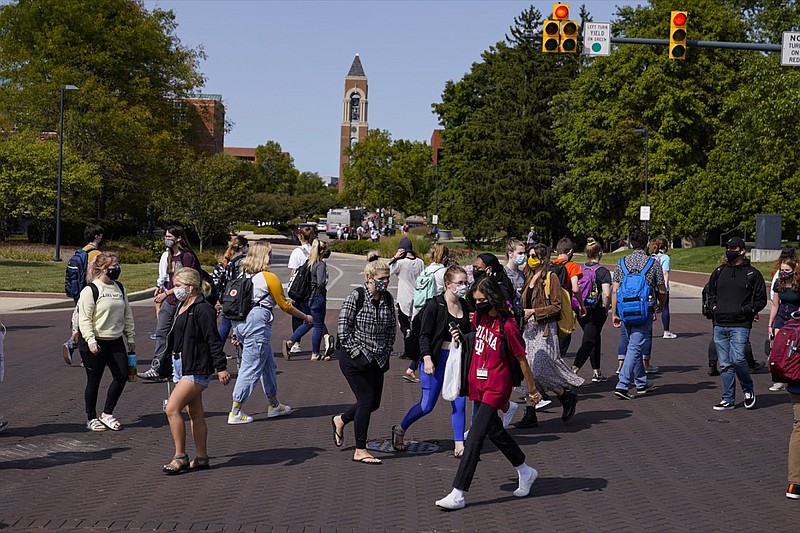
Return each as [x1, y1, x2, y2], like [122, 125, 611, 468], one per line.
[612, 231, 667, 400]
[62, 224, 104, 365]
[286, 227, 314, 355]
[705, 237, 767, 410]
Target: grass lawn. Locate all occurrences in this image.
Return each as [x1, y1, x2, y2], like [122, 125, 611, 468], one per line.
[0, 261, 162, 293]
[599, 246, 775, 279]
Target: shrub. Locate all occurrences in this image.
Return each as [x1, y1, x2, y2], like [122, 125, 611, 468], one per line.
[328, 240, 378, 255]
[254, 226, 281, 235]
[235, 223, 259, 232]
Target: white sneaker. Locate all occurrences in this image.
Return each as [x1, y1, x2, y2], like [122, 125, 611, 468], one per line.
[227, 412, 253, 424]
[513, 466, 538, 497]
[435, 492, 465, 510]
[662, 332, 677, 339]
[534, 399, 552, 410]
[770, 382, 787, 391]
[501, 401, 519, 428]
[463, 429, 469, 440]
[267, 403, 292, 418]
[289, 344, 302, 354]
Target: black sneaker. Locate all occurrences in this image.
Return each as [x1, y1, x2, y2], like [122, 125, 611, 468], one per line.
[750, 361, 768, 374]
[614, 389, 635, 400]
[591, 373, 608, 383]
[708, 365, 720, 376]
[636, 381, 655, 394]
[713, 401, 735, 411]
[560, 391, 578, 422]
[744, 391, 756, 409]
[787, 483, 800, 500]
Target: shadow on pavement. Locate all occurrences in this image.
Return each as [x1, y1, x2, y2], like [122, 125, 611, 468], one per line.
[218, 446, 323, 467]
[0, 447, 130, 471]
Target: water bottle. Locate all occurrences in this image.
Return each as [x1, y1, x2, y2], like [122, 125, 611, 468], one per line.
[127, 352, 137, 382]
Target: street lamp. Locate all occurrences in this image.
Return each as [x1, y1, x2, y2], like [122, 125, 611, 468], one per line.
[433, 163, 439, 228]
[54, 84, 79, 262]
[634, 127, 649, 234]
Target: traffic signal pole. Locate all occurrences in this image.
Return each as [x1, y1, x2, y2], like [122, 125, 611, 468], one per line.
[612, 36, 781, 53]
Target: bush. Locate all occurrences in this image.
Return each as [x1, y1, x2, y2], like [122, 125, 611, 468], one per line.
[254, 226, 280, 235]
[328, 240, 379, 255]
[234, 223, 259, 232]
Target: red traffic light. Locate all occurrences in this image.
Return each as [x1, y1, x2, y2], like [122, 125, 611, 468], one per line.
[673, 12, 686, 26]
[554, 3, 569, 20]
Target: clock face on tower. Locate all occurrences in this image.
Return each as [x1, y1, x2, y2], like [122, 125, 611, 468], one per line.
[351, 127, 357, 133]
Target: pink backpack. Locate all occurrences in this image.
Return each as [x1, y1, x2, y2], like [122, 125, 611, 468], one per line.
[769, 318, 800, 383]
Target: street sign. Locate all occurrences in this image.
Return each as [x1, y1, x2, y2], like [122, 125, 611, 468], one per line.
[782, 32, 800, 66]
[583, 22, 611, 56]
[640, 206, 651, 221]
[431, 215, 439, 225]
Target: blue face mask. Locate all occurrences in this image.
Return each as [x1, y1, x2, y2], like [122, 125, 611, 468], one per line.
[513, 254, 526, 266]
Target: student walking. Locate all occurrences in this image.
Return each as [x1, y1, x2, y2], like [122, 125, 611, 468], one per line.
[434, 277, 540, 510]
[161, 268, 231, 474]
[63, 224, 104, 365]
[572, 238, 612, 383]
[768, 258, 799, 391]
[653, 239, 677, 339]
[389, 238, 424, 360]
[392, 265, 471, 457]
[76, 252, 135, 432]
[227, 242, 311, 424]
[332, 259, 396, 465]
[286, 226, 315, 356]
[212, 235, 248, 346]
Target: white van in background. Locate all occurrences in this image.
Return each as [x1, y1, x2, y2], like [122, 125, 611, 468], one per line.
[326, 208, 364, 238]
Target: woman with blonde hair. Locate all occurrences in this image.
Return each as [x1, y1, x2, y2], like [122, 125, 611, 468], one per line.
[227, 242, 312, 424]
[162, 268, 231, 474]
[514, 244, 582, 428]
[332, 259, 396, 464]
[285, 239, 333, 361]
[77, 252, 135, 432]
[572, 238, 612, 382]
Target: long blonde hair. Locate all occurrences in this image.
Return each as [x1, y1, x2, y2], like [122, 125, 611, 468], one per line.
[241, 241, 272, 274]
[173, 267, 211, 297]
[309, 239, 328, 267]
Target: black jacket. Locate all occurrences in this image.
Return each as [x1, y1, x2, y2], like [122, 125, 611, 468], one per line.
[166, 295, 227, 375]
[418, 294, 472, 366]
[707, 260, 767, 328]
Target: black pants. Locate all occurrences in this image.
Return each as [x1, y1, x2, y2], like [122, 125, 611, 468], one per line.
[453, 401, 526, 492]
[339, 354, 385, 449]
[79, 337, 128, 421]
[573, 308, 608, 371]
[397, 308, 413, 358]
[559, 332, 572, 358]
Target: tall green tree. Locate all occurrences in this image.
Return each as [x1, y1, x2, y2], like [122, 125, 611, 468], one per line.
[555, 0, 749, 243]
[254, 140, 299, 195]
[432, 6, 578, 244]
[0, 132, 98, 240]
[0, 0, 205, 228]
[157, 152, 254, 251]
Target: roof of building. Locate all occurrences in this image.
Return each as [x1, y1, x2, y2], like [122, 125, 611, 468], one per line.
[347, 54, 365, 77]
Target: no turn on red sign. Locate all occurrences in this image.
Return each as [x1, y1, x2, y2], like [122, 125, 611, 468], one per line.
[782, 32, 800, 66]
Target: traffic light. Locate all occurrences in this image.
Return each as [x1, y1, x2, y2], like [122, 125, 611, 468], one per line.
[560, 19, 579, 53]
[669, 11, 687, 59]
[542, 19, 560, 53]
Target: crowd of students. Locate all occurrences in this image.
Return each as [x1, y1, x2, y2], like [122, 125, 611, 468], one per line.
[47, 223, 800, 503]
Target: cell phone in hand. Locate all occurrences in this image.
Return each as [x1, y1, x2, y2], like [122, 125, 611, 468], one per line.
[449, 321, 459, 331]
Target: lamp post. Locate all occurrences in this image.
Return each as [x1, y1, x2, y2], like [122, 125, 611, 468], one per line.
[634, 127, 649, 234]
[54, 84, 79, 262]
[433, 163, 439, 227]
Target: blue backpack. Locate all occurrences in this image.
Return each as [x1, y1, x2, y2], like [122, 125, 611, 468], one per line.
[64, 247, 94, 301]
[616, 257, 655, 325]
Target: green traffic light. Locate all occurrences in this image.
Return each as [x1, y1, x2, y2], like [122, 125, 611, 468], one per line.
[545, 39, 559, 51]
[562, 39, 576, 51]
[671, 44, 686, 57]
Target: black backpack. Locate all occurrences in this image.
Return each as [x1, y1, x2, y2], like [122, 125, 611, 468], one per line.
[288, 261, 312, 302]
[549, 262, 569, 289]
[221, 273, 265, 321]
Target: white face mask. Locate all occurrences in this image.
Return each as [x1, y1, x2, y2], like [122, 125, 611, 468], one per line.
[452, 283, 469, 298]
[174, 286, 190, 301]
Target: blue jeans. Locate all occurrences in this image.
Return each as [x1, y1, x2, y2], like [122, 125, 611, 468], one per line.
[399, 348, 466, 442]
[289, 293, 327, 354]
[232, 307, 278, 404]
[616, 319, 652, 391]
[618, 322, 652, 361]
[713, 325, 753, 403]
[218, 315, 232, 345]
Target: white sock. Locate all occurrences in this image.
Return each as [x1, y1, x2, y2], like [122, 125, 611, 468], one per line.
[515, 463, 533, 478]
[448, 488, 465, 500]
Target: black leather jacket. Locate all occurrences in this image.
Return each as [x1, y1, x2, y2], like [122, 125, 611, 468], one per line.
[166, 295, 227, 376]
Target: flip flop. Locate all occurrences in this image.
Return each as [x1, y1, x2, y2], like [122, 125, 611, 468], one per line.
[352, 456, 382, 465]
[332, 416, 343, 447]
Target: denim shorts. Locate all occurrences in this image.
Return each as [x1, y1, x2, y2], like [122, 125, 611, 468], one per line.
[172, 355, 212, 387]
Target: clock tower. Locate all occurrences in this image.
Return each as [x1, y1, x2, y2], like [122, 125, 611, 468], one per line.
[339, 54, 368, 192]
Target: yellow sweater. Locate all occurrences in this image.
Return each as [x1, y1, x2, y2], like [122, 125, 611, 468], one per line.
[77, 280, 135, 345]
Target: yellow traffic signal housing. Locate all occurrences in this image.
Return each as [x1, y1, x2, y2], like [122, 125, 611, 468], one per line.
[560, 20, 579, 53]
[542, 19, 560, 53]
[670, 11, 687, 59]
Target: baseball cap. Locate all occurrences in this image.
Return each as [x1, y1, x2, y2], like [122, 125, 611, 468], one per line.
[724, 237, 746, 249]
[398, 237, 413, 252]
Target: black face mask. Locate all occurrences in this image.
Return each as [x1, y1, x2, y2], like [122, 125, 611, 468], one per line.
[726, 250, 742, 263]
[323, 250, 331, 259]
[473, 269, 486, 283]
[107, 267, 121, 280]
[476, 302, 492, 316]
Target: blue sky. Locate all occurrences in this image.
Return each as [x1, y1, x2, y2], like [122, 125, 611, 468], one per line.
[144, 1, 639, 177]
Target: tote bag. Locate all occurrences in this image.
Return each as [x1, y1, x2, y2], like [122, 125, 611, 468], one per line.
[442, 341, 462, 401]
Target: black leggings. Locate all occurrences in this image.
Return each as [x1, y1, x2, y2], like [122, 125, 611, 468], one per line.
[573, 308, 608, 371]
[339, 355, 384, 449]
[453, 400, 526, 492]
[79, 337, 128, 421]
